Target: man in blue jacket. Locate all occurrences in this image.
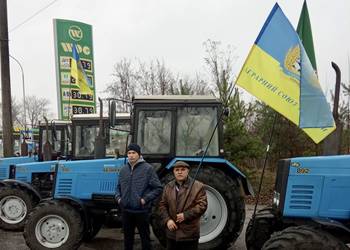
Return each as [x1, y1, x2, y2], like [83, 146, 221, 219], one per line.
[115, 143, 163, 250]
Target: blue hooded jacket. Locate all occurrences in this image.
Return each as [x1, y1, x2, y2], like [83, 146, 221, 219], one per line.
[115, 158, 163, 213]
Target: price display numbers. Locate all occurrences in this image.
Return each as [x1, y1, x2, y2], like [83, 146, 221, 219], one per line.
[71, 90, 94, 101]
[80, 59, 92, 71]
[72, 105, 94, 114]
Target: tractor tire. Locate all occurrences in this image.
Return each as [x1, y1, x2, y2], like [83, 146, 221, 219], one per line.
[151, 166, 245, 250]
[0, 186, 35, 230]
[83, 216, 104, 241]
[245, 206, 281, 250]
[24, 200, 84, 250]
[262, 225, 348, 250]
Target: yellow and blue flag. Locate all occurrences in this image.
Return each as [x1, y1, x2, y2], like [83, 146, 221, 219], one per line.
[236, 3, 335, 144]
[70, 44, 93, 95]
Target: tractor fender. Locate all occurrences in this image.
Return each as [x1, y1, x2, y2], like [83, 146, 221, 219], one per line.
[0, 179, 41, 201]
[165, 157, 254, 196]
[53, 196, 91, 231]
[312, 217, 350, 234]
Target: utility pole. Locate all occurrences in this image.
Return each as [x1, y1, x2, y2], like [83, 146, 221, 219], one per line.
[0, 0, 14, 156]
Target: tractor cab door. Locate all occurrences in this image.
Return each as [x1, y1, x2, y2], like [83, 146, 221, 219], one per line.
[107, 114, 130, 157]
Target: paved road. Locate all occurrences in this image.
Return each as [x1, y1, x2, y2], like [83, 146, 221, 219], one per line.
[0, 204, 261, 250]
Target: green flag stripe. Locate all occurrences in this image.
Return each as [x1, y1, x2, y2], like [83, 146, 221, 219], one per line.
[297, 0, 317, 72]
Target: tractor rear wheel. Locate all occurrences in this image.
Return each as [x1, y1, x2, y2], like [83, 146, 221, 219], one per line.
[262, 225, 348, 250]
[24, 200, 84, 250]
[0, 186, 35, 230]
[151, 166, 245, 250]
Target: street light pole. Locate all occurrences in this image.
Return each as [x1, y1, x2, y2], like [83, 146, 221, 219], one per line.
[9, 55, 26, 127]
[9, 55, 27, 155]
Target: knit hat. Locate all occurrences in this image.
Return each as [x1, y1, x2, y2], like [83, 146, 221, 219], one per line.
[127, 143, 141, 155]
[173, 161, 190, 169]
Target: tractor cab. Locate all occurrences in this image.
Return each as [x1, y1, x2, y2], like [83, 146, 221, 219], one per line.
[72, 113, 130, 160]
[130, 95, 223, 164]
[38, 120, 71, 161]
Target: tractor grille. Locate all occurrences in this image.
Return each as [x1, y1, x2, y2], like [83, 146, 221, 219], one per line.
[0, 167, 7, 179]
[289, 185, 313, 210]
[57, 179, 73, 195]
[99, 181, 116, 192]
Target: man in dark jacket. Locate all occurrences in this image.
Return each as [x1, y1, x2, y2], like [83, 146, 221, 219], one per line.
[115, 143, 163, 250]
[159, 161, 207, 250]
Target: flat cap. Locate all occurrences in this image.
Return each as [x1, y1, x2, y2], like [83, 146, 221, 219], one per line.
[173, 161, 190, 169]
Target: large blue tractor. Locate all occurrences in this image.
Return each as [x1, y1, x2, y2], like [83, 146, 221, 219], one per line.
[23, 95, 253, 250]
[246, 155, 350, 250]
[0, 114, 130, 231]
[0, 119, 71, 230]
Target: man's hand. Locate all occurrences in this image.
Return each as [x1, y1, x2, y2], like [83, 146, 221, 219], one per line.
[117, 198, 121, 204]
[140, 198, 146, 205]
[176, 213, 185, 223]
[166, 219, 178, 231]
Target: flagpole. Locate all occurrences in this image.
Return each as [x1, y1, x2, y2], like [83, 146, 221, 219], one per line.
[250, 112, 277, 236]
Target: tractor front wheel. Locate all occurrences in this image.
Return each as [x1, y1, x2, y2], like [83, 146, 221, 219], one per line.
[262, 225, 348, 250]
[24, 200, 84, 250]
[245, 206, 281, 250]
[0, 186, 35, 230]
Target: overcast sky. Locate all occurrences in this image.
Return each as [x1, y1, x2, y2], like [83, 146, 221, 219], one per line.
[6, 0, 350, 117]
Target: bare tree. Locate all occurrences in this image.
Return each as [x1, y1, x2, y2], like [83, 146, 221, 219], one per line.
[105, 58, 136, 112]
[0, 95, 50, 130]
[11, 97, 23, 128]
[106, 58, 211, 105]
[137, 59, 177, 95]
[25, 96, 50, 128]
[203, 39, 238, 105]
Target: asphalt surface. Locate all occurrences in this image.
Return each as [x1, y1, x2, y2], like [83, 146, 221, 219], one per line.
[0, 204, 261, 250]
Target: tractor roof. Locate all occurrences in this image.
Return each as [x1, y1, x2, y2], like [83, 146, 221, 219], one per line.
[38, 119, 71, 127]
[71, 113, 130, 120]
[133, 95, 220, 104]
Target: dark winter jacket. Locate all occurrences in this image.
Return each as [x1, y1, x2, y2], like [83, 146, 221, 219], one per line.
[115, 158, 162, 213]
[159, 177, 207, 241]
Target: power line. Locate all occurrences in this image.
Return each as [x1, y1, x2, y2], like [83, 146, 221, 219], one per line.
[9, 0, 59, 33]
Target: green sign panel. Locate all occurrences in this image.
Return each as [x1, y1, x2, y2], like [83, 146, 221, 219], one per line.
[53, 19, 96, 120]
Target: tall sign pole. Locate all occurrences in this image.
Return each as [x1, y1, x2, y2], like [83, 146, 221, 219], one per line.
[0, 0, 14, 156]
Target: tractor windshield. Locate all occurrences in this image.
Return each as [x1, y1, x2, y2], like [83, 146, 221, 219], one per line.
[137, 110, 172, 154]
[136, 106, 219, 156]
[75, 125, 99, 157]
[107, 123, 130, 157]
[176, 106, 219, 156]
[41, 129, 64, 154]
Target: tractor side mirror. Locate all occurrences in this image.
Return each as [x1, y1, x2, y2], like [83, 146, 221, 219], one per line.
[109, 101, 116, 127]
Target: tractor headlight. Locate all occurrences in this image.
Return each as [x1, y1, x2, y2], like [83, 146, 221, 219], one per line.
[273, 190, 280, 207]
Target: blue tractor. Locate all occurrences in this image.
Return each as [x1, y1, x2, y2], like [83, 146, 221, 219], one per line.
[246, 155, 350, 250]
[0, 119, 71, 230]
[0, 114, 130, 231]
[23, 95, 253, 250]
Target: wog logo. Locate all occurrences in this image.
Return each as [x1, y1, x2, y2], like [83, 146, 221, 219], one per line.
[68, 25, 83, 41]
